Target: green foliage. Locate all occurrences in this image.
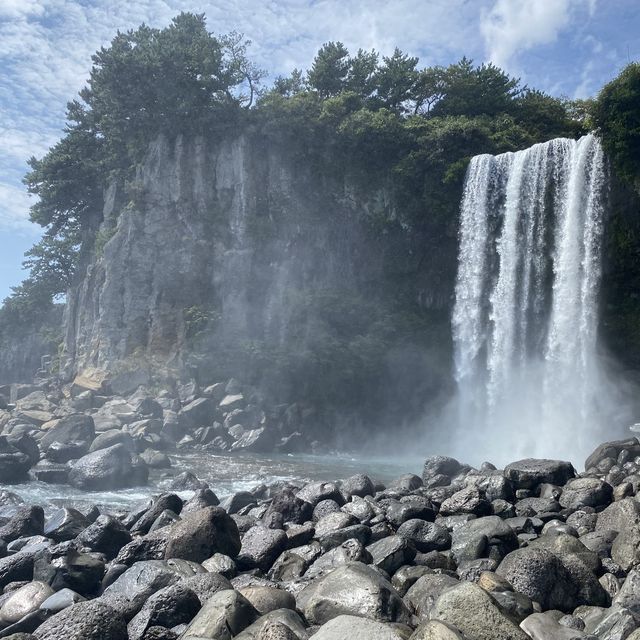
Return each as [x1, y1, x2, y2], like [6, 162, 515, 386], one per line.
[593, 62, 640, 191]
[307, 42, 350, 98]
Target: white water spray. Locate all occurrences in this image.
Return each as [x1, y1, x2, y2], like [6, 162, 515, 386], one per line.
[451, 134, 610, 464]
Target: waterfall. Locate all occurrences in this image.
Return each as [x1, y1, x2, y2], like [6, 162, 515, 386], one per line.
[451, 134, 607, 463]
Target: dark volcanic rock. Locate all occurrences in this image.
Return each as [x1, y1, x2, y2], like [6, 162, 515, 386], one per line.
[77, 515, 133, 560]
[32, 600, 127, 640]
[40, 414, 95, 451]
[43, 508, 88, 542]
[396, 519, 451, 552]
[297, 561, 412, 626]
[0, 438, 31, 483]
[503, 458, 575, 490]
[163, 506, 241, 562]
[68, 444, 148, 490]
[0, 507, 44, 542]
[236, 526, 288, 573]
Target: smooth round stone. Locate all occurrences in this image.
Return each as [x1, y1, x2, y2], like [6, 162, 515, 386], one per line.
[0, 581, 55, 624]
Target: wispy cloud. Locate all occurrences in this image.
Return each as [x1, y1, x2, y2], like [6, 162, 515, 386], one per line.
[479, 0, 595, 72]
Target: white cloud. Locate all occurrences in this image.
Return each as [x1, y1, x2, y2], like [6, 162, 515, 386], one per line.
[480, 0, 596, 71]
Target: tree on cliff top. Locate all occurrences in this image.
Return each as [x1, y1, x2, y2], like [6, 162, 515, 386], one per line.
[593, 62, 640, 193]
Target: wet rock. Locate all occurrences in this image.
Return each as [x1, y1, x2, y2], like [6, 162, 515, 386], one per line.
[0, 507, 44, 543]
[69, 444, 148, 490]
[312, 615, 406, 639]
[422, 456, 461, 483]
[451, 515, 518, 563]
[397, 520, 451, 552]
[201, 553, 236, 578]
[0, 553, 35, 589]
[43, 508, 88, 542]
[237, 526, 288, 573]
[598, 499, 640, 538]
[559, 478, 613, 510]
[180, 589, 258, 640]
[264, 489, 312, 526]
[439, 487, 491, 517]
[102, 559, 204, 619]
[305, 539, 372, 578]
[169, 471, 207, 491]
[40, 414, 95, 451]
[612, 568, 640, 613]
[296, 482, 344, 507]
[234, 608, 308, 640]
[367, 535, 416, 575]
[403, 574, 459, 621]
[342, 475, 375, 499]
[32, 599, 127, 640]
[38, 588, 85, 614]
[127, 583, 200, 640]
[221, 491, 257, 514]
[131, 494, 183, 536]
[520, 613, 590, 639]
[178, 398, 216, 431]
[385, 498, 436, 527]
[389, 474, 423, 492]
[497, 547, 607, 612]
[180, 571, 233, 604]
[430, 581, 530, 640]
[34, 547, 105, 595]
[163, 506, 241, 562]
[297, 561, 411, 626]
[312, 500, 342, 522]
[0, 439, 31, 483]
[611, 524, 640, 571]
[0, 581, 54, 625]
[409, 620, 466, 639]
[76, 515, 132, 560]
[89, 430, 136, 454]
[181, 488, 220, 514]
[504, 459, 575, 490]
[30, 461, 69, 484]
[239, 586, 296, 616]
[391, 566, 434, 597]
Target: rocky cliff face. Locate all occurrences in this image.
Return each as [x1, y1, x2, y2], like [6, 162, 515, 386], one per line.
[61, 133, 453, 420]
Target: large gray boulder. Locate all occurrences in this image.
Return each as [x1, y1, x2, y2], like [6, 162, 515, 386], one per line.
[312, 615, 407, 639]
[163, 506, 241, 562]
[296, 562, 411, 626]
[596, 498, 640, 533]
[0, 581, 54, 625]
[430, 581, 530, 640]
[559, 478, 613, 510]
[450, 515, 518, 563]
[397, 520, 451, 552]
[102, 559, 204, 618]
[40, 414, 95, 450]
[237, 526, 288, 573]
[68, 444, 147, 490]
[611, 524, 640, 572]
[409, 621, 466, 640]
[403, 574, 459, 622]
[234, 608, 308, 640]
[497, 547, 607, 611]
[504, 458, 575, 490]
[520, 612, 590, 639]
[126, 582, 201, 640]
[33, 600, 127, 640]
[181, 589, 258, 640]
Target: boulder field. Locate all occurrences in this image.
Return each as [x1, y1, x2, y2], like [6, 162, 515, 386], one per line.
[0, 431, 636, 638]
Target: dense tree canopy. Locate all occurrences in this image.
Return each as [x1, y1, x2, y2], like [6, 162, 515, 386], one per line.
[593, 62, 640, 192]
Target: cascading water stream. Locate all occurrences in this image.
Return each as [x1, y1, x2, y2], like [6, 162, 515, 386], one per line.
[451, 134, 607, 463]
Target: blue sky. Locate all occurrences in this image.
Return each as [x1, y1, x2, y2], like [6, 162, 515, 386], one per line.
[1, 0, 638, 300]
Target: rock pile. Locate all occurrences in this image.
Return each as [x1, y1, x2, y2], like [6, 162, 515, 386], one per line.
[0, 436, 637, 638]
[0, 375, 310, 490]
